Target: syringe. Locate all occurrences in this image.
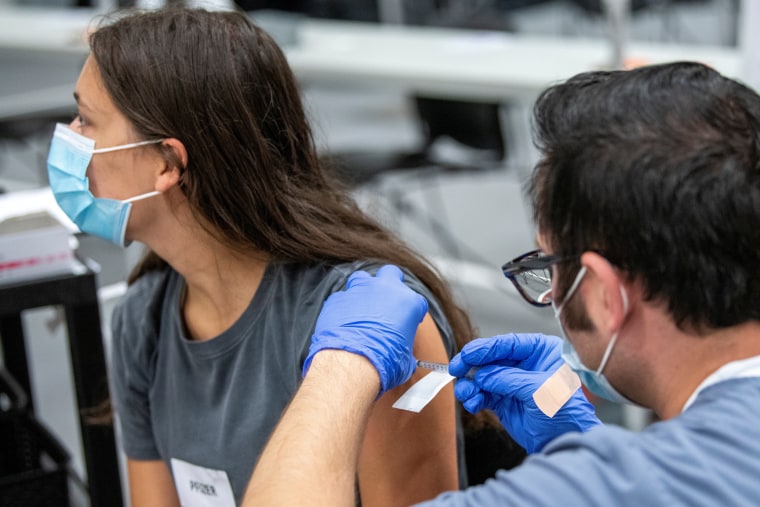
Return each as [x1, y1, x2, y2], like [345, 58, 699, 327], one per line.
[416, 360, 477, 379]
[416, 360, 450, 374]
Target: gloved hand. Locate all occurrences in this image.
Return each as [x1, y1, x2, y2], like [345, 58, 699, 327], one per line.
[303, 265, 428, 395]
[450, 333, 601, 454]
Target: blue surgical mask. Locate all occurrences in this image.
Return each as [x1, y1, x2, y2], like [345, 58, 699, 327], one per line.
[47, 123, 163, 247]
[553, 266, 631, 404]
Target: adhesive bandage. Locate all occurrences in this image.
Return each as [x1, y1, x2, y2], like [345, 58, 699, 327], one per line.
[532, 363, 582, 417]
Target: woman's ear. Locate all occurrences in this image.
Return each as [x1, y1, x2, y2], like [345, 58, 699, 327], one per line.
[580, 252, 629, 335]
[155, 138, 188, 192]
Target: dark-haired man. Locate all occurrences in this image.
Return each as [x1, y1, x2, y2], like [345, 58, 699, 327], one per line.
[244, 61, 760, 506]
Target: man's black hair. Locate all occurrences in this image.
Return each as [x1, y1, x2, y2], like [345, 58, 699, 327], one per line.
[530, 61, 760, 331]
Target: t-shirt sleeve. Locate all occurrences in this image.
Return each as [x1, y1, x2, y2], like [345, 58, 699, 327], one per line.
[397, 267, 457, 358]
[322, 261, 456, 356]
[110, 281, 162, 461]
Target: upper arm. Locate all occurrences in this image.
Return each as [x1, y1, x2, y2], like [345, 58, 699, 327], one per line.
[127, 459, 181, 507]
[358, 313, 459, 506]
[111, 292, 162, 460]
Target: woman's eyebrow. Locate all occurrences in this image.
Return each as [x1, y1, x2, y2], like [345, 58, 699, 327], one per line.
[73, 91, 95, 112]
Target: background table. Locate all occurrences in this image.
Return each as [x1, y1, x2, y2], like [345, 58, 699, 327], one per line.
[0, 6, 743, 121]
[0, 264, 124, 507]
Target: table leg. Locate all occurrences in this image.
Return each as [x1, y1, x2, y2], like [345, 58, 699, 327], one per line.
[65, 300, 124, 507]
[0, 314, 34, 412]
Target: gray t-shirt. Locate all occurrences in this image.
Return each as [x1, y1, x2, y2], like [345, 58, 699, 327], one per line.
[111, 259, 466, 504]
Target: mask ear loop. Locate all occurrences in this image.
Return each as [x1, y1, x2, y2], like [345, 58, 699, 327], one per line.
[92, 139, 163, 154]
[94, 139, 165, 204]
[553, 266, 588, 318]
[594, 285, 629, 375]
[537, 288, 553, 305]
[123, 190, 161, 204]
[620, 285, 629, 315]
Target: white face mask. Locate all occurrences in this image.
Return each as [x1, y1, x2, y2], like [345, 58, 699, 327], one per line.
[553, 266, 632, 404]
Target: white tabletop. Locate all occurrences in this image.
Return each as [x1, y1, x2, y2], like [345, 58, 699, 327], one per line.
[0, 7, 96, 121]
[287, 19, 741, 102]
[0, 7, 743, 118]
[0, 6, 95, 53]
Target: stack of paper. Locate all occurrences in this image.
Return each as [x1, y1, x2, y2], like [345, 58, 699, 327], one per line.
[0, 189, 80, 286]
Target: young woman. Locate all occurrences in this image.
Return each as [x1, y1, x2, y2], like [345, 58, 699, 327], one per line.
[46, 7, 487, 506]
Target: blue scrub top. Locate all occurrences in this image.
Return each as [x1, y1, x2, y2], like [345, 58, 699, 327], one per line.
[419, 376, 760, 506]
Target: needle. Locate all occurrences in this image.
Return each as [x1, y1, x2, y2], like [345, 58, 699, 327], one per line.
[416, 360, 450, 374]
[416, 360, 477, 379]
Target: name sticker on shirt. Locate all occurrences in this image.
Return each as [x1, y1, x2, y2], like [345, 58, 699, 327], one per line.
[170, 458, 236, 507]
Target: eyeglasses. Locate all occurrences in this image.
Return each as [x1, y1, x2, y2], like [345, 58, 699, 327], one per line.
[501, 249, 578, 307]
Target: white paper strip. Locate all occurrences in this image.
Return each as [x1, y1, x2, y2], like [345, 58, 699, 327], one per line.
[392, 371, 455, 413]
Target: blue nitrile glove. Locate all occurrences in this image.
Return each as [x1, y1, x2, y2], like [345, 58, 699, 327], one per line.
[303, 265, 428, 395]
[450, 333, 601, 454]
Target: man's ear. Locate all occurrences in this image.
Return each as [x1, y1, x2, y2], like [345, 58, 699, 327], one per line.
[155, 138, 188, 192]
[580, 252, 628, 335]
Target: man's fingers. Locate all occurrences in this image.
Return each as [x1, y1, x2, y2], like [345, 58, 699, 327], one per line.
[346, 270, 372, 288]
[473, 365, 551, 402]
[459, 333, 564, 368]
[375, 264, 404, 281]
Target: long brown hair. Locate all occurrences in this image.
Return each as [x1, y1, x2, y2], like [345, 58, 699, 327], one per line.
[87, 6, 509, 444]
[90, 7, 478, 351]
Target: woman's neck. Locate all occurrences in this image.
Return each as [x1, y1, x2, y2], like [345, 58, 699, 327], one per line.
[180, 253, 268, 341]
[150, 217, 270, 341]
